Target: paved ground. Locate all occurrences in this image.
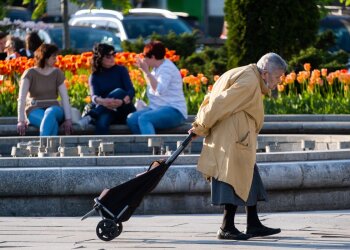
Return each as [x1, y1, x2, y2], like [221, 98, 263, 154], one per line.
[0, 210, 349, 249]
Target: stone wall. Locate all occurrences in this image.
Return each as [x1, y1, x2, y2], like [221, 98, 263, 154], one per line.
[0, 150, 349, 216]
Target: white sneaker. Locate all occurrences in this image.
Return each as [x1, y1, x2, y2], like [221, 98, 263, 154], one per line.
[78, 115, 92, 130]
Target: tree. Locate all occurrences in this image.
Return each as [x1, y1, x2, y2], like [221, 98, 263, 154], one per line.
[224, 0, 321, 68]
[340, 0, 350, 5]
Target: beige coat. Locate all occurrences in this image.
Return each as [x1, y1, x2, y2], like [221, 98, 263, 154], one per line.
[192, 64, 269, 201]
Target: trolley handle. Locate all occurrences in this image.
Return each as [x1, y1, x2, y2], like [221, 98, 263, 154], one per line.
[165, 132, 195, 166]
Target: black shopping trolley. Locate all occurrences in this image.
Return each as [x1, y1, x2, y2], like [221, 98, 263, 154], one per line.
[81, 133, 194, 241]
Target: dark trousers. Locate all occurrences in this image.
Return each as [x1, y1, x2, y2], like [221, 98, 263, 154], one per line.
[89, 88, 135, 135]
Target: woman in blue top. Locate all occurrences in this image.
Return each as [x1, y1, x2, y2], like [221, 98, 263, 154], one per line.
[127, 41, 187, 134]
[79, 43, 136, 134]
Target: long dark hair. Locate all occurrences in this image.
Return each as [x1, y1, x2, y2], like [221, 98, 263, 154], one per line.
[34, 43, 59, 68]
[92, 43, 115, 73]
[26, 31, 43, 53]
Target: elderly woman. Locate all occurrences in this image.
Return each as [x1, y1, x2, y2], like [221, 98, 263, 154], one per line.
[17, 43, 73, 136]
[126, 41, 187, 134]
[190, 53, 288, 240]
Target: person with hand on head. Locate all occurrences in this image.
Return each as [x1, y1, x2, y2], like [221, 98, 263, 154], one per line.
[17, 43, 73, 136]
[78, 43, 136, 135]
[189, 53, 287, 240]
[126, 41, 187, 134]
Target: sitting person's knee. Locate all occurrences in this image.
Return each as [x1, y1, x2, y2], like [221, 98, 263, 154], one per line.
[44, 106, 62, 115]
[108, 88, 127, 99]
[127, 112, 138, 123]
[138, 113, 151, 124]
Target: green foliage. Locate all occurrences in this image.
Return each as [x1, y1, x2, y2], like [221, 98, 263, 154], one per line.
[31, 0, 46, 20]
[288, 30, 349, 72]
[0, 0, 14, 20]
[339, 0, 350, 6]
[23, 0, 131, 21]
[60, 48, 81, 56]
[121, 37, 147, 53]
[121, 31, 198, 58]
[314, 30, 337, 50]
[224, 0, 320, 68]
[150, 31, 198, 58]
[177, 46, 228, 76]
[0, 74, 19, 116]
[111, 0, 132, 14]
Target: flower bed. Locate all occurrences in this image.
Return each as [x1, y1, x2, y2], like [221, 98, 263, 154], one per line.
[267, 63, 350, 114]
[0, 49, 213, 116]
[0, 52, 349, 116]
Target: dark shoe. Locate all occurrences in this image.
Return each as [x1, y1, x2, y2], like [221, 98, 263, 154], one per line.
[246, 225, 281, 237]
[217, 228, 251, 240]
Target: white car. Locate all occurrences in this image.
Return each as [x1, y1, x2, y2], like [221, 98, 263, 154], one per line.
[69, 8, 193, 41]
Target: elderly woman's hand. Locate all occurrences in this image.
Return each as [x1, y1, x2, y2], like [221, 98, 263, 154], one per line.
[188, 127, 199, 140]
[17, 121, 28, 136]
[62, 119, 73, 135]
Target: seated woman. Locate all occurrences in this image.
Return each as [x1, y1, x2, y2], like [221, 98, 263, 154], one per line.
[127, 41, 187, 134]
[78, 43, 136, 135]
[17, 43, 73, 136]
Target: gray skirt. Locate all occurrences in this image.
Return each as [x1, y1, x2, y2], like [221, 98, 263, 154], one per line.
[211, 164, 268, 206]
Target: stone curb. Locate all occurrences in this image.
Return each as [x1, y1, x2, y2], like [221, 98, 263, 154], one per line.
[1, 159, 349, 196]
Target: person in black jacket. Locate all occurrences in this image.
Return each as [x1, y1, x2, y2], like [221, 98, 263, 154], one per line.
[78, 43, 136, 134]
[0, 31, 8, 60]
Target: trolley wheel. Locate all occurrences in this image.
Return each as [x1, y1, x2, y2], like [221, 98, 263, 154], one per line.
[96, 219, 123, 241]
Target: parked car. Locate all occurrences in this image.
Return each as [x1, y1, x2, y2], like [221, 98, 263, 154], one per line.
[319, 14, 350, 53]
[68, 8, 193, 41]
[5, 6, 32, 21]
[46, 26, 122, 52]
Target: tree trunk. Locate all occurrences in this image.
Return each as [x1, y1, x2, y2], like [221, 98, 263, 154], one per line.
[61, 0, 70, 49]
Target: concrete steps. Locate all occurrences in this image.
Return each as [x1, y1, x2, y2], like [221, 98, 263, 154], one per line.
[3, 115, 350, 136]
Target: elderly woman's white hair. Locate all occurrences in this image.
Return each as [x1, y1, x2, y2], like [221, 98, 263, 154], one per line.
[257, 52, 288, 73]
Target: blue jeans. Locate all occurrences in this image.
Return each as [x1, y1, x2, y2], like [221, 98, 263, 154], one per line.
[126, 106, 186, 134]
[89, 88, 135, 135]
[28, 106, 64, 136]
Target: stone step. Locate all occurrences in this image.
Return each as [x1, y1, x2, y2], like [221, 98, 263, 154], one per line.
[3, 121, 350, 136]
[3, 115, 350, 136]
[2, 148, 350, 164]
[3, 114, 350, 125]
[2, 133, 350, 157]
[0, 123, 192, 136]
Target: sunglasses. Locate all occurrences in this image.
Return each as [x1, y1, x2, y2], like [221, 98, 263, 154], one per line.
[104, 51, 116, 59]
